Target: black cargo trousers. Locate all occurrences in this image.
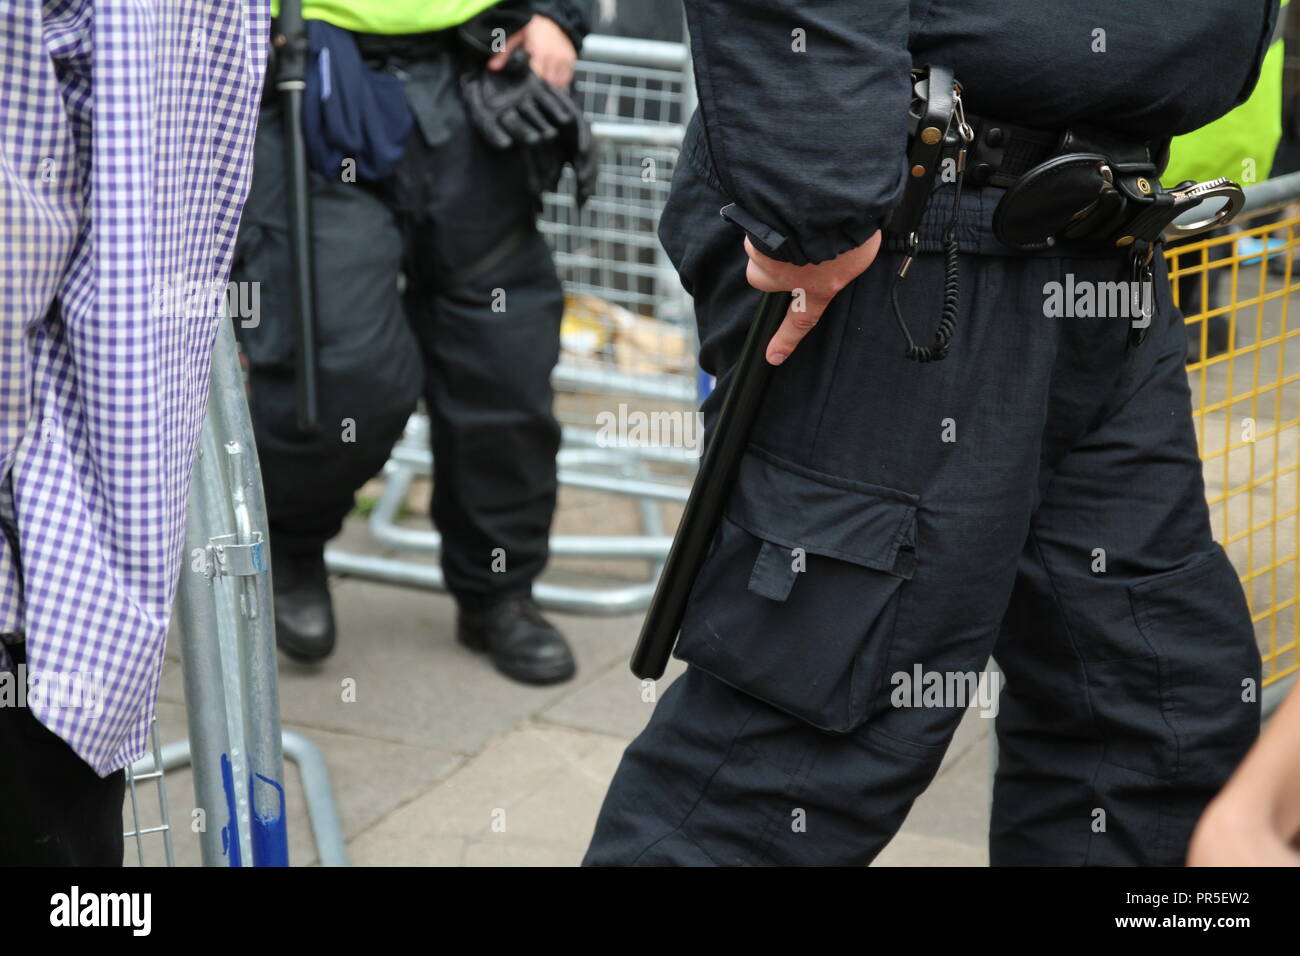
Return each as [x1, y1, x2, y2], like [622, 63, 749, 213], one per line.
[231, 37, 564, 608]
[584, 119, 1262, 866]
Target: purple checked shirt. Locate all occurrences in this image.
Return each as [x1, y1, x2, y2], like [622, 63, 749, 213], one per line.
[0, 0, 269, 775]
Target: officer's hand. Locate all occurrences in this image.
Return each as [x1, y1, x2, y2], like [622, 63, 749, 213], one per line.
[488, 15, 577, 89]
[744, 231, 882, 365]
[1187, 799, 1300, 866]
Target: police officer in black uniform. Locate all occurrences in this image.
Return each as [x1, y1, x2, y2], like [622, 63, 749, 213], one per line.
[233, 0, 594, 684]
[585, 0, 1279, 865]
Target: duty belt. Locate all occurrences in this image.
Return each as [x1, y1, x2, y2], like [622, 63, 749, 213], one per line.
[882, 65, 1247, 361]
[960, 117, 1241, 251]
[961, 119, 1097, 189]
[353, 28, 458, 64]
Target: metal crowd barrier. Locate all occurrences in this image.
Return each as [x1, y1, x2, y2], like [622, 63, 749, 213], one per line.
[1173, 169, 1300, 706]
[123, 318, 347, 866]
[325, 35, 701, 613]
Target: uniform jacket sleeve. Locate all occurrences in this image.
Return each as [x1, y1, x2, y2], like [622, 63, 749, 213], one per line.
[1229, 0, 1284, 110]
[685, 0, 912, 265]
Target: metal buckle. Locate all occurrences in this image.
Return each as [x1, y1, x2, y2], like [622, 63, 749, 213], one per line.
[1164, 177, 1246, 238]
[207, 533, 269, 578]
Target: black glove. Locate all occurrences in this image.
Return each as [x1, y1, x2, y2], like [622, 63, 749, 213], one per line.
[461, 47, 598, 208]
[566, 103, 598, 208]
[460, 47, 580, 149]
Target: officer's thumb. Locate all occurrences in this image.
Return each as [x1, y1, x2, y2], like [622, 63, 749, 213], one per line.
[487, 31, 527, 71]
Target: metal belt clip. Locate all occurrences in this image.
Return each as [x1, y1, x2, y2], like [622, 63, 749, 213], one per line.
[952, 85, 974, 157]
[891, 68, 971, 282]
[886, 65, 958, 248]
[1126, 240, 1156, 348]
[898, 232, 920, 278]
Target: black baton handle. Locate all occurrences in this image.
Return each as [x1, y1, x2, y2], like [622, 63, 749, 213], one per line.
[630, 289, 793, 680]
[275, 0, 321, 434]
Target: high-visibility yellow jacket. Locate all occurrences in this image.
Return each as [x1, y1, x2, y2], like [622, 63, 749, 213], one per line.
[270, 0, 501, 34]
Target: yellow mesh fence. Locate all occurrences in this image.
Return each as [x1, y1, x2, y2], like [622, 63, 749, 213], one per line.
[1170, 214, 1300, 688]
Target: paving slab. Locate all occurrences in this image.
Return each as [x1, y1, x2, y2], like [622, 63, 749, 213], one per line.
[873, 833, 988, 867]
[347, 721, 626, 866]
[893, 723, 993, 851]
[541, 651, 686, 739]
[157, 573, 638, 757]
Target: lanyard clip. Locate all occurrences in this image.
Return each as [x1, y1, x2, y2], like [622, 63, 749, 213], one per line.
[1128, 242, 1155, 346]
[952, 85, 974, 147]
[898, 233, 920, 278]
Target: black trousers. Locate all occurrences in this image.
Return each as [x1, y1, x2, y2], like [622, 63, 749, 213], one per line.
[585, 118, 1262, 866]
[232, 47, 564, 607]
[0, 646, 124, 866]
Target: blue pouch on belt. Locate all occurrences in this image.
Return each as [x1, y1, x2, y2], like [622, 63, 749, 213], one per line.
[302, 20, 413, 181]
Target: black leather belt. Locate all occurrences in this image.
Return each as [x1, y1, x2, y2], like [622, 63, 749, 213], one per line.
[353, 29, 457, 64]
[956, 114, 1170, 190]
[960, 118, 1059, 187]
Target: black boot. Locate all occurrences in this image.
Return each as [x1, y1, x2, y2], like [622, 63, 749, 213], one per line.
[272, 546, 337, 663]
[457, 595, 576, 685]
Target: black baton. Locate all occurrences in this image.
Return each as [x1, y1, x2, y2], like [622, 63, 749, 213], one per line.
[630, 288, 793, 680]
[274, 0, 321, 433]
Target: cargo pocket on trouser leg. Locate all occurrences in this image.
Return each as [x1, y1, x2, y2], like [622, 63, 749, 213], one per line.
[673, 447, 919, 734]
[1120, 543, 1262, 863]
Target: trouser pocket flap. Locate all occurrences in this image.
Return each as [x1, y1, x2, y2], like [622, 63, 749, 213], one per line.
[674, 448, 919, 732]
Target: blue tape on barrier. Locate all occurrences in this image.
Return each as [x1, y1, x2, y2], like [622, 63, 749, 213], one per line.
[250, 772, 290, 867]
[220, 753, 242, 867]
